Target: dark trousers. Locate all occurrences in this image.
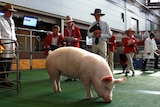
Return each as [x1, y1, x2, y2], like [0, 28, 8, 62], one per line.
[0, 58, 13, 79]
[122, 64, 127, 72]
[50, 45, 59, 51]
[142, 54, 159, 70]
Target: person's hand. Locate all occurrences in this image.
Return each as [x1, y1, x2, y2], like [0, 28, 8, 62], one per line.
[47, 45, 50, 49]
[0, 45, 4, 53]
[66, 37, 75, 42]
[70, 37, 75, 42]
[94, 30, 101, 38]
[155, 49, 160, 54]
[64, 36, 68, 41]
[107, 42, 111, 44]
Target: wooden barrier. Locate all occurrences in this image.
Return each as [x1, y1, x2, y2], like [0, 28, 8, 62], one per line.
[12, 59, 46, 70]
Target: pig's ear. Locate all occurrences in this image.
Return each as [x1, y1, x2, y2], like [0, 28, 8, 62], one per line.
[114, 77, 126, 84]
[101, 76, 112, 82]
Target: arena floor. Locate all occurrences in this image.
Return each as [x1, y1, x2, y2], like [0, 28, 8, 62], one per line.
[0, 68, 160, 107]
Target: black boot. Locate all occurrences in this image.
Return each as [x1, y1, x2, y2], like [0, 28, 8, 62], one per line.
[132, 70, 135, 76]
[125, 71, 128, 77]
[141, 59, 148, 72]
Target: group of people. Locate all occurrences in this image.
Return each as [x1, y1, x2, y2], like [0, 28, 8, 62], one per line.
[44, 15, 82, 81]
[44, 8, 160, 78]
[87, 8, 160, 77]
[0, 3, 159, 88]
[43, 8, 136, 77]
[120, 29, 160, 76]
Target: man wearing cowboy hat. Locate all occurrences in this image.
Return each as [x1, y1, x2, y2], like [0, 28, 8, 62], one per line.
[87, 8, 111, 60]
[63, 15, 82, 48]
[0, 4, 17, 87]
[63, 15, 82, 81]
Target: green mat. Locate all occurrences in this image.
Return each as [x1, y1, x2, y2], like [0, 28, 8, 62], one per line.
[0, 69, 160, 107]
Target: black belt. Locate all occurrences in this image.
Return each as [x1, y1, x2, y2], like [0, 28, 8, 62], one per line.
[0, 41, 15, 45]
[3, 41, 15, 44]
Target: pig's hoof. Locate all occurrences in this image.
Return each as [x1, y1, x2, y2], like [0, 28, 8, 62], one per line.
[88, 96, 94, 100]
[58, 90, 62, 93]
[54, 90, 61, 93]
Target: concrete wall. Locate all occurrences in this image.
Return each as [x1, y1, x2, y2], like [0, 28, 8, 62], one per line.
[0, 0, 159, 32]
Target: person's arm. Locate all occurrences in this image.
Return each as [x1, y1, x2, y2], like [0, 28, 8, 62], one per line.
[144, 39, 150, 54]
[74, 26, 82, 42]
[100, 22, 112, 40]
[87, 22, 96, 38]
[44, 34, 51, 49]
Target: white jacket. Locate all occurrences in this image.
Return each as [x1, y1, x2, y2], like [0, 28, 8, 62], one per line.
[0, 15, 17, 58]
[143, 37, 157, 59]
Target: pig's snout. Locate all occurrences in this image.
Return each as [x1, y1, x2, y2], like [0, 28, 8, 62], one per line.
[103, 97, 112, 103]
[106, 99, 112, 103]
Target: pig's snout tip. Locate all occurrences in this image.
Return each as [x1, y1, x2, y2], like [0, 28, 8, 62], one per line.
[104, 98, 112, 103]
[107, 100, 112, 103]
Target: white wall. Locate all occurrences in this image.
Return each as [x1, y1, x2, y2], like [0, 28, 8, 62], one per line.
[0, 0, 159, 32]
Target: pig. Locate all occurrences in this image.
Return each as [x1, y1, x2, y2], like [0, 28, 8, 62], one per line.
[46, 47, 126, 103]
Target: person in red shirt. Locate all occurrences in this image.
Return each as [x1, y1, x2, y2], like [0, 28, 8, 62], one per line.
[63, 15, 82, 81]
[123, 28, 136, 76]
[63, 16, 82, 48]
[44, 25, 64, 55]
[107, 32, 116, 73]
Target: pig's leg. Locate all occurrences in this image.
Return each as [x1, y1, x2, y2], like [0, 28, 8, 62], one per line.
[56, 75, 62, 92]
[81, 80, 93, 99]
[50, 75, 58, 93]
[49, 71, 61, 93]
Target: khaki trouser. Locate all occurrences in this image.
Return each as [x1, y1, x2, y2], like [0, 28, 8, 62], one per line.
[108, 50, 114, 72]
[126, 52, 135, 71]
[92, 41, 107, 60]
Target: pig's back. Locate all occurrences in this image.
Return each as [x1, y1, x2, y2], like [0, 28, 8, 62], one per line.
[47, 47, 89, 60]
[46, 47, 106, 66]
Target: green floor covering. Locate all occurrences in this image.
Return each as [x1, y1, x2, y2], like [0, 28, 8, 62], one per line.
[0, 69, 160, 107]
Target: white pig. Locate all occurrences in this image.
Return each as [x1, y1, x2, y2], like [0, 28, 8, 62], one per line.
[46, 47, 126, 103]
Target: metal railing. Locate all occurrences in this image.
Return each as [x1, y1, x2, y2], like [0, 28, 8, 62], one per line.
[0, 39, 20, 95]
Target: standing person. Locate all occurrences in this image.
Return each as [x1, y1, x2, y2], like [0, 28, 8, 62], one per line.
[141, 33, 160, 71]
[88, 8, 111, 60]
[63, 15, 82, 81]
[44, 25, 64, 55]
[123, 28, 136, 76]
[107, 32, 116, 73]
[0, 4, 17, 87]
[63, 16, 82, 48]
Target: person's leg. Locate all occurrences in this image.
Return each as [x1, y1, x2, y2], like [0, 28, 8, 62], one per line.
[125, 53, 132, 76]
[141, 59, 148, 71]
[0, 58, 13, 87]
[92, 44, 99, 55]
[0, 61, 6, 79]
[130, 52, 135, 76]
[154, 54, 159, 69]
[108, 50, 114, 72]
[122, 64, 127, 73]
[6, 58, 13, 77]
[98, 41, 107, 60]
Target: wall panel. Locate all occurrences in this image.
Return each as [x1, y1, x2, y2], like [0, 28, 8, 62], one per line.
[0, 0, 159, 32]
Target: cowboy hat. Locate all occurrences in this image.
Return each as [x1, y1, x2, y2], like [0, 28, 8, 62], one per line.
[64, 16, 74, 23]
[2, 4, 17, 12]
[91, 8, 105, 16]
[125, 28, 135, 34]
